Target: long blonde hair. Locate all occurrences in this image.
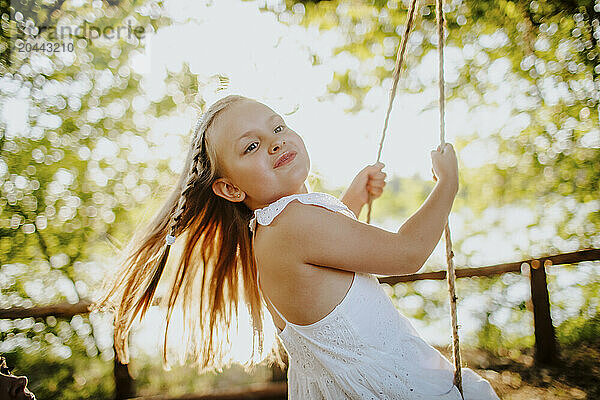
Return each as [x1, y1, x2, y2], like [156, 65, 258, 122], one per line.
[92, 94, 286, 373]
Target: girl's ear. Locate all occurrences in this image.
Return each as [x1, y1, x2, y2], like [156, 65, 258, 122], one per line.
[212, 178, 245, 202]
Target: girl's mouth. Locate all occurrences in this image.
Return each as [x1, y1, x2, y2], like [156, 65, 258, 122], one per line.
[274, 151, 297, 168]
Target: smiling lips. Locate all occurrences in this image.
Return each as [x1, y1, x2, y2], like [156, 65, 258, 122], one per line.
[274, 151, 297, 168]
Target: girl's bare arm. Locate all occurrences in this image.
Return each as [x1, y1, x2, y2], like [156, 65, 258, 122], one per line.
[259, 144, 459, 276]
[396, 179, 458, 270]
[258, 180, 456, 276]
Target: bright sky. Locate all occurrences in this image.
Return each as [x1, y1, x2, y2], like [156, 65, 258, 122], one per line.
[130, 0, 510, 189]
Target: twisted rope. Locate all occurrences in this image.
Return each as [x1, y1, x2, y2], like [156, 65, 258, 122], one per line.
[436, 0, 463, 395]
[366, 0, 418, 223]
[365, 0, 463, 395]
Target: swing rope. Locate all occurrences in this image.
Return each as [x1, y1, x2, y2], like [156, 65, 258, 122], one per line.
[369, 0, 419, 179]
[365, 0, 417, 222]
[435, 0, 463, 394]
[364, 0, 463, 395]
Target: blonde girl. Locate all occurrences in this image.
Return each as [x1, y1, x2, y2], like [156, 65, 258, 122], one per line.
[94, 94, 499, 399]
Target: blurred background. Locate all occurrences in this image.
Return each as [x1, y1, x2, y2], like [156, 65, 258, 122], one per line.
[0, 0, 598, 398]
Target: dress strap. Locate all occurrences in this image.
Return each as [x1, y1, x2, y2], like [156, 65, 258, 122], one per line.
[248, 192, 357, 233]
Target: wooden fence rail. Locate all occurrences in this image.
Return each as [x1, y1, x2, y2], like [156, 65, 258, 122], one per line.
[378, 248, 600, 284]
[0, 300, 93, 320]
[1, 248, 598, 399]
[126, 382, 288, 400]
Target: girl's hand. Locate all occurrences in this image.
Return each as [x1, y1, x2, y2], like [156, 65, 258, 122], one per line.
[341, 162, 387, 217]
[431, 143, 458, 191]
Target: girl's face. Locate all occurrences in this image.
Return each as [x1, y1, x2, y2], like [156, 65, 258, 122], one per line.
[208, 99, 310, 210]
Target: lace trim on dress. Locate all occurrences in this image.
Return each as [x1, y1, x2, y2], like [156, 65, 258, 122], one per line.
[248, 192, 357, 233]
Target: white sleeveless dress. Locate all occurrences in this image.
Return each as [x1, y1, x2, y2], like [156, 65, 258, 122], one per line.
[249, 192, 499, 400]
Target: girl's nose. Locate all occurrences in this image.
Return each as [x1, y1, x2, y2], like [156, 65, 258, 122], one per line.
[270, 140, 286, 154]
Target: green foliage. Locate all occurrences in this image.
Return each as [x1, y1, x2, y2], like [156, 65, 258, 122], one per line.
[476, 310, 535, 355]
[557, 312, 600, 346]
[1, 315, 114, 400]
[1, 0, 173, 297]
[477, 314, 505, 353]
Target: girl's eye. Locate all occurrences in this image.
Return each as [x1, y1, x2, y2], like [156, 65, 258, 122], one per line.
[244, 142, 257, 154]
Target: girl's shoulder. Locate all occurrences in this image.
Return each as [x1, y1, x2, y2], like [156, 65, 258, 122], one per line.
[249, 192, 356, 233]
[251, 190, 422, 276]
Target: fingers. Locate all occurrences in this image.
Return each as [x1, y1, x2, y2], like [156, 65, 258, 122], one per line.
[367, 174, 386, 195]
[367, 173, 386, 190]
[368, 172, 386, 184]
[371, 161, 385, 171]
[366, 184, 384, 196]
[368, 162, 387, 177]
[432, 143, 454, 153]
[367, 180, 386, 189]
[441, 143, 454, 153]
[364, 162, 387, 196]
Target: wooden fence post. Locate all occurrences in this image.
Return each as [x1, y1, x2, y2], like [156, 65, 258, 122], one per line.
[114, 343, 135, 400]
[270, 348, 288, 382]
[529, 259, 558, 365]
[271, 363, 287, 382]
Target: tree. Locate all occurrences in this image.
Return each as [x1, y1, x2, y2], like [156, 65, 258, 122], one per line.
[0, 1, 192, 397]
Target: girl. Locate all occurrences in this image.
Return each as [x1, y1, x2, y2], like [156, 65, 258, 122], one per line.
[94, 94, 499, 399]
